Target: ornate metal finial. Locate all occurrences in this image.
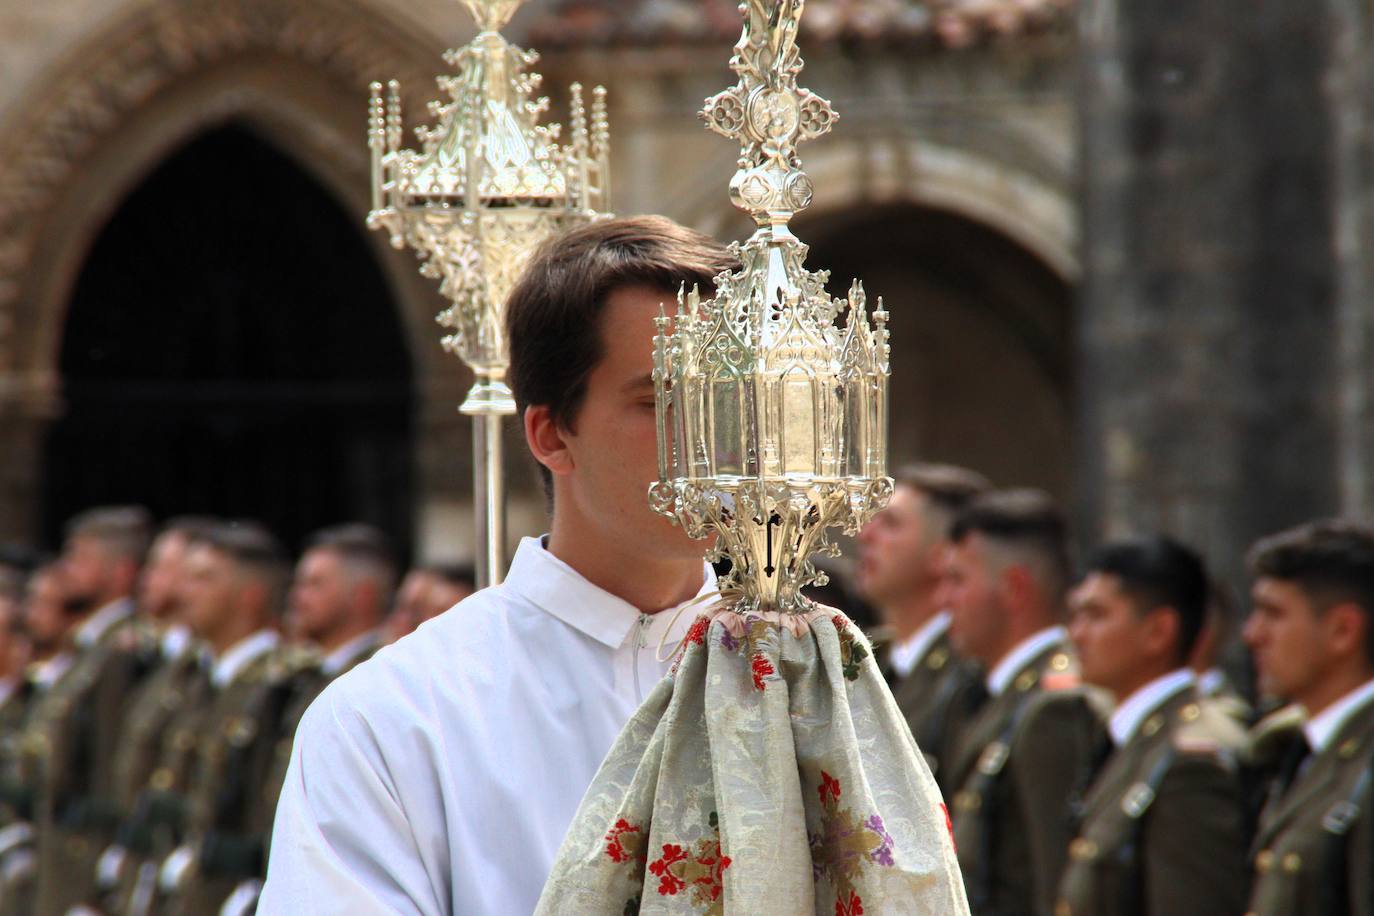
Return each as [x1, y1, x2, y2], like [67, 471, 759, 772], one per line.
[368, 0, 611, 585]
[650, 0, 891, 614]
[368, 3, 610, 413]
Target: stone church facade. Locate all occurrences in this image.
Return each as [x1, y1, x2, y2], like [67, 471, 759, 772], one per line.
[0, 0, 1364, 580]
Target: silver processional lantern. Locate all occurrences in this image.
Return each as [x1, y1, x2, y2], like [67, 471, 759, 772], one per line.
[368, 0, 611, 586]
[649, 0, 892, 614]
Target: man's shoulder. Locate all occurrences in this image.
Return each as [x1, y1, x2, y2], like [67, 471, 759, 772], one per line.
[302, 586, 526, 734]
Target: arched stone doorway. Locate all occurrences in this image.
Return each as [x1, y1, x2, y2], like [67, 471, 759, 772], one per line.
[0, 0, 477, 555]
[43, 123, 416, 555]
[798, 203, 1074, 498]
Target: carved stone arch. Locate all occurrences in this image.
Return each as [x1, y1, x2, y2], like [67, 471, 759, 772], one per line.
[0, 0, 455, 403]
[0, 0, 473, 542]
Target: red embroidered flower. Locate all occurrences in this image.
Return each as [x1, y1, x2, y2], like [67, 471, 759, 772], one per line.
[940, 802, 956, 852]
[818, 771, 841, 806]
[692, 838, 732, 902]
[684, 616, 710, 648]
[750, 652, 775, 690]
[604, 818, 644, 863]
[836, 890, 864, 916]
[649, 844, 688, 896]
[831, 614, 847, 631]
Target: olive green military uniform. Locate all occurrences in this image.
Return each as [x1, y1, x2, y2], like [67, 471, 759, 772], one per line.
[91, 635, 208, 913]
[24, 601, 155, 915]
[0, 670, 41, 916]
[0, 672, 36, 824]
[1246, 689, 1374, 916]
[1198, 667, 1255, 726]
[152, 636, 317, 916]
[1055, 684, 1250, 916]
[948, 635, 1107, 916]
[888, 624, 987, 794]
[115, 660, 214, 916]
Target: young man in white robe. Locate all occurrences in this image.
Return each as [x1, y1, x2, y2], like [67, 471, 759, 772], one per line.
[259, 216, 738, 915]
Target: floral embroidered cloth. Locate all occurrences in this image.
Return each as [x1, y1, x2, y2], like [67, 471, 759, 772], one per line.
[536, 608, 970, 914]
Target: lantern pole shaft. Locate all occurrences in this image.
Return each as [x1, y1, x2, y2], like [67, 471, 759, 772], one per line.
[472, 411, 506, 588]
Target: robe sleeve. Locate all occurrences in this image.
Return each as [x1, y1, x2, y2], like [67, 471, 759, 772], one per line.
[257, 685, 447, 916]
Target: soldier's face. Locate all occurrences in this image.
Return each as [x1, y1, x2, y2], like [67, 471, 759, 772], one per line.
[548, 285, 708, 564]
[138, 532, 189, 622]
[180, 544, 239, 641]
[856, 486, 941, 606]
[1244, 577, 1341, 704]
[945, 534, 1004, 665]
[290, 548, 351, 644]
[60, 535, 115, 608]
[23, 570, 69, 651]
[1069, 572, 1160, 699]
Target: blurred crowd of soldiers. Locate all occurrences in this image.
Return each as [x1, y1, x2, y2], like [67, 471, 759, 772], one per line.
[0, 510, 473, 916]
[0, 464, 1372, 916]
[855, 465, 1374, 916]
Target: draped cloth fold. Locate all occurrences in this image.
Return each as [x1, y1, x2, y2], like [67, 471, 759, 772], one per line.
[536, 609, 970, 915]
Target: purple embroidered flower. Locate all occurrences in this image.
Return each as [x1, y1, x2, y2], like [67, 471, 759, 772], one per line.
[719, 630, 740, 652]
[866, 815, 895, 866]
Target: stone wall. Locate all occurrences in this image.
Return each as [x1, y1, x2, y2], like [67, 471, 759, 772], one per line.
[1077, 0, 1373, 581]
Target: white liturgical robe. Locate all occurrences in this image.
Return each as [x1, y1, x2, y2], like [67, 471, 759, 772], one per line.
[258, 536, 712, 916]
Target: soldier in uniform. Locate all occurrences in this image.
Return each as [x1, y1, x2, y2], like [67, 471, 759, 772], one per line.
[141, 521, 314, 916]
[92, 518, 214, 912]
[253, 524, 396, 870]
[0, 563, 77, 916]
[0, 562, 35, 864]
[855, 462, 990, 790]
[1056, 536, 1250, 916]
[25, 506, 156, 915]
[1242, 520, 1374, 916]
[943, 489, 1107, 916]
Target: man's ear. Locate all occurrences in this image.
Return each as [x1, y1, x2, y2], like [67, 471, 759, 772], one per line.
[1143, 606, 1181, 661]
[1325, 601, 1367, 663]
[1000, 564, 1034, 617]
[524, 405, 575, 479]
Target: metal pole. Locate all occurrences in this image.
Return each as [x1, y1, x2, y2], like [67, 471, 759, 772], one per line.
[471, 411, 506, 588]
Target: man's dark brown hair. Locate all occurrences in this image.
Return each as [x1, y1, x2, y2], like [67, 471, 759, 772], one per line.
[306, 523, 399, 600]
[204, 520, 291, 616]
[1249, 519, 1374, 664]
[65, 505, 153, 564]
[951, 488, 1072, 598]
[506, 215, 738, 431]
[892, 463, 991, 539]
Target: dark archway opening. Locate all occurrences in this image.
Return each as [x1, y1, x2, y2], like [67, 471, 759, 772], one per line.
[45, 123, 415, 558]
[798, 204, 1074, 498]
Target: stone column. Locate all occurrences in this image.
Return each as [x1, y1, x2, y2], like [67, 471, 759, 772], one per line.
[1077, 0, 1346, 582]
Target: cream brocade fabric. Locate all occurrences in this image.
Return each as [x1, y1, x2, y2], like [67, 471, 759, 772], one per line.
[537, 610, 970, 915]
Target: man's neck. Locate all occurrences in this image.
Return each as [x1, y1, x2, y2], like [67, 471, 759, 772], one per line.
[880, 587, 941, 643]
[1109, 662, 1175, 705]
[1301, 666, 1374, 718]
[210, 620, 268, 657]
[315, 617, 378, 655]
[983, 618, 1062, 672]
[547, 522, 703, 615]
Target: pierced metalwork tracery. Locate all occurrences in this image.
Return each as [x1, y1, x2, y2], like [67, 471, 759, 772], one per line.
[651, 0, 892, 614]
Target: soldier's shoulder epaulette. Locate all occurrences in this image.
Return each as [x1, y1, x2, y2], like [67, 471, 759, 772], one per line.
[1171, 701, 1246, 767]
[257, 645, 321, 684]
[1246, 703, 1306, 764]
